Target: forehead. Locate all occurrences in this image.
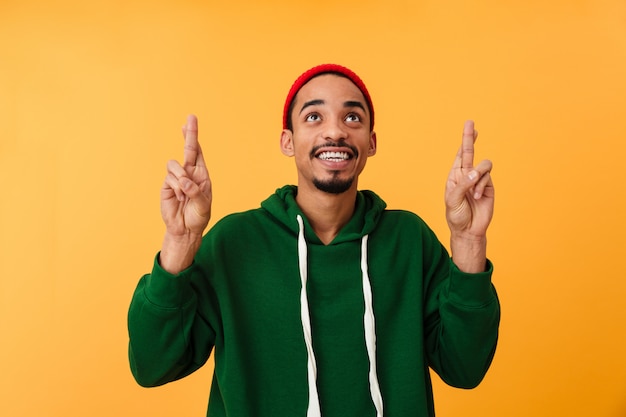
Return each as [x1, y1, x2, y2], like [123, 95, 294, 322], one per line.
[294, 73, 366, 104]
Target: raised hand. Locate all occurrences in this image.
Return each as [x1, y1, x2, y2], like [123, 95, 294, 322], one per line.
[159, 115, 212, 273]
[444, 121, 494, 272]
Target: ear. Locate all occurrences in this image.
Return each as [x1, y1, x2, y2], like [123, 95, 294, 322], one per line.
[368, 132, 377, 156]
[280, 129, 295, 156]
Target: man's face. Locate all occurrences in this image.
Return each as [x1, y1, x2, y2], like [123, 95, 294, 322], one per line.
[280, 74, 377, 194]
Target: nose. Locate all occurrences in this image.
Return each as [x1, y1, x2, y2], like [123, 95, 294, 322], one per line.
[321, 116, 347, 142]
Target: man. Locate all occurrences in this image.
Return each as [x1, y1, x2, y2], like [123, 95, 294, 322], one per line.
[128, 64, 500, 417]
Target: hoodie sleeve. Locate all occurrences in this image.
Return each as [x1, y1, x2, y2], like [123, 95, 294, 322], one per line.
[424, 249, 500, 389]
[127, 253, 216, 387]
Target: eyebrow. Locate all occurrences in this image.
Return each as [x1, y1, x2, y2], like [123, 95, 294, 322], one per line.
[344, 100, 366, 113]
[299, 99, 325, 115]
[298, 99, 367, 115]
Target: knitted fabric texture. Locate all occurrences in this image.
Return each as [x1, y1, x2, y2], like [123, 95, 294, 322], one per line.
[282, 64, 375, 131]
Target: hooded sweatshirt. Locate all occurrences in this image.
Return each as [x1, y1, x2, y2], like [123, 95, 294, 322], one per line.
[128, 186, 500, 417]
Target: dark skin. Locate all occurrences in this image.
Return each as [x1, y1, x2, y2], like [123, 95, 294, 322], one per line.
[158, 79, 493, 274]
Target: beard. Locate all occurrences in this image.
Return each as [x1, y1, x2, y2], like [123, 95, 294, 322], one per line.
[310, 141, 358, 194]
[313, 172, 355, 194]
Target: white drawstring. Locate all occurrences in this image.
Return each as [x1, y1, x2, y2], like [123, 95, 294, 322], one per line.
[296, 215, 383, 416]
[361, 235, 384, 416]
[297, 215, 321, 417]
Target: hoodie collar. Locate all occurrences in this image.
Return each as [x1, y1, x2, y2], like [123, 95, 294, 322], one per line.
[261, 185, 387, 244]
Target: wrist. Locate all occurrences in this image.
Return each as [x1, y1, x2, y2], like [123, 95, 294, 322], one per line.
[159, 231, 203, 274]
[450, 233, 487, 274]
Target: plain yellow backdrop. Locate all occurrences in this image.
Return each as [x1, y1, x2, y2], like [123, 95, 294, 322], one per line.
[1, 0, 625, 416]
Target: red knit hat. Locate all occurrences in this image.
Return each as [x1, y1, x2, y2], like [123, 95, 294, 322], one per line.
[282, 64, 374, 131]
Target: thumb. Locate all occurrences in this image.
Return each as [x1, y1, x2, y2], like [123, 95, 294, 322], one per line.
[446, 170, 478, 207]
[180, 177, 211, 218]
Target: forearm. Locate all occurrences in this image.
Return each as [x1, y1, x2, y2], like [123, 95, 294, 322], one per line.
[128, 292, 198, 387]
[450, 233, 488, 273]
[427, 260, 500, 388]
[433, 296, 500, 388]
[128, 258, 214, 387]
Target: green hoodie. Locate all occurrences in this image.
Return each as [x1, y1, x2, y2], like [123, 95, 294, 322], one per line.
[128, 185, 499, 416]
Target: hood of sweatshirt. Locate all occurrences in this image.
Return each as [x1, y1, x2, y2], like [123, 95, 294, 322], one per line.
[260, 185, 388, 417]
[260, 185, 387, 245]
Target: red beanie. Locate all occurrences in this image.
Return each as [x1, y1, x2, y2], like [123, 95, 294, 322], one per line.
[282, 64, 374, 131]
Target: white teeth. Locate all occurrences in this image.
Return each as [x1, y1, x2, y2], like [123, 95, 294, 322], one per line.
[318, 151, 350, 161]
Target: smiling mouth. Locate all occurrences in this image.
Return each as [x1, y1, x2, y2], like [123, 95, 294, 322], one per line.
[311, 141, 359, 161]
[317, 151, 352, 162]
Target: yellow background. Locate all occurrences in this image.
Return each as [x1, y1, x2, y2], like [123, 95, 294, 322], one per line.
[1, 0, 625, 415]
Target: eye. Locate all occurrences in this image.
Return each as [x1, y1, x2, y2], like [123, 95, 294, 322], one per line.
[305, 113, 321, 122]
[345, 113, 361, 122]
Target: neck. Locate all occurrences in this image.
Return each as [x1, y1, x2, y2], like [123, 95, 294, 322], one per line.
[295, 183, 357, 245]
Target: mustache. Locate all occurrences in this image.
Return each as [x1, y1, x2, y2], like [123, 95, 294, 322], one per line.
[309, 141, 359, 159]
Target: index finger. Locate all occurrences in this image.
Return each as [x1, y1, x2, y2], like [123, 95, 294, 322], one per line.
[461, 120, 478, 170]
[182, 114, 204, 167]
